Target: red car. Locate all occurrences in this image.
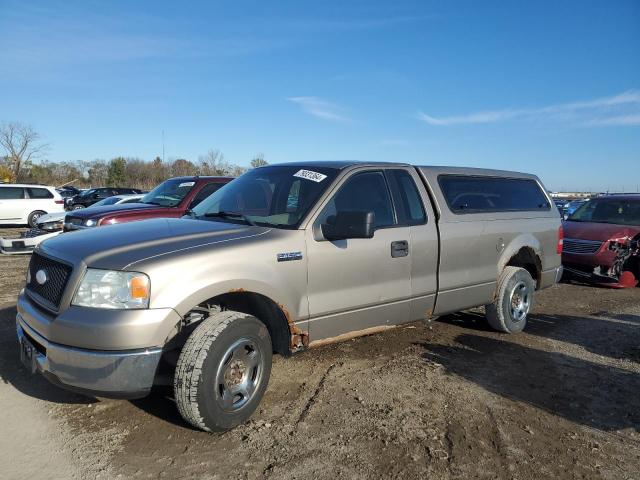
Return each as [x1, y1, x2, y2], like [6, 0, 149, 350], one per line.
[562, 195, 640, 287]
[64, 176, 233, 232]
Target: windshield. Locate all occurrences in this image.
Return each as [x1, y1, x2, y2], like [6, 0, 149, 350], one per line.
[567, 198, 640, 226]
[192, 165, 338, 228]
[90, 196, 121, 207]
[141, 179, 196, 207]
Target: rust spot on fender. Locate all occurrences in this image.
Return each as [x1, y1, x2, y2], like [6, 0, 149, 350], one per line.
[279, 303, 309, 352]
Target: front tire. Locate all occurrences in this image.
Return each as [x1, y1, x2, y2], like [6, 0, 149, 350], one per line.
[174, 311, 272, 432]
[71, 204, 84, 210]
[485, 266, 535, 333]
[27, 210, 46, 228]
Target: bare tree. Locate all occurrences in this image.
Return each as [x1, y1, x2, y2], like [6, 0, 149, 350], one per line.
[198, 149, 231, 176]
[250, 154, 268, 168]
[0, 122, 49, 181]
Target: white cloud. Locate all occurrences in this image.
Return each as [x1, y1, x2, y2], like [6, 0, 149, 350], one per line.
[417, 90, 640, 127]
[287, 97, 350, 122]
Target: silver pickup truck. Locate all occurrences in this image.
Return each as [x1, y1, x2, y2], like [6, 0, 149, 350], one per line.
[16, 162, 562, 431]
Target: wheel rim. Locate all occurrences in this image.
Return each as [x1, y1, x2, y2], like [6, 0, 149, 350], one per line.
[73, 205, 84, 210]
[214, 338, 264, 412]
[30, 212, 43, 225]
[509, 281, 531, 323]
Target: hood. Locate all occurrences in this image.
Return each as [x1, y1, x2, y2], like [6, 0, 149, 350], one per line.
[39, 218, 269, 269]
[67, 202, 159, 219]
[563, 220, 640, 242]
[37, 211, 66, 225]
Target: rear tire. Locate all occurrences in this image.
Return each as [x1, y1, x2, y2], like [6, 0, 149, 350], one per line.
[27, 210, 46, 228]
[174, 310, 272, 432]
[485, 266, 535, 333]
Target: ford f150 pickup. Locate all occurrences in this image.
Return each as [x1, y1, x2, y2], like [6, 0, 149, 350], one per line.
[16, 162, 562, 431]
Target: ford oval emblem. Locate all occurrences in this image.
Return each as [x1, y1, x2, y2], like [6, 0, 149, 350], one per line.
[35, 269, 48, 285]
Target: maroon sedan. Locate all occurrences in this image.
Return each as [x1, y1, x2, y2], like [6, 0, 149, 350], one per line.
[562, 195, 640, 287]
[64, 176, 233, 232]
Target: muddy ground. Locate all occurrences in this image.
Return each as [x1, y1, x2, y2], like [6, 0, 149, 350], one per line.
[0, 226, 639, 480]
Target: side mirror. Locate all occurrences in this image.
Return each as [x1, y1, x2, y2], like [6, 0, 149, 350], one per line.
[321, 211, 375, 241]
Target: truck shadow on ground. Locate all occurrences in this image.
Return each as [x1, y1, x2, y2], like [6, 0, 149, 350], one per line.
[438, 311, 640, 363]
[418, 332, 640, 432]
[0, 305, 96, 405]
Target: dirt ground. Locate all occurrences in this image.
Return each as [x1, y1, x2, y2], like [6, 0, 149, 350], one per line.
[1, 226, 639, 480]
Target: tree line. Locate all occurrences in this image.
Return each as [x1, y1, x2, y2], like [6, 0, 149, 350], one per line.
[0, 122, 269, 189]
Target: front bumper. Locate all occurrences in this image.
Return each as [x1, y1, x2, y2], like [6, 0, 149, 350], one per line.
[17, 315, 162, 399]
[0, 231, 60, 255]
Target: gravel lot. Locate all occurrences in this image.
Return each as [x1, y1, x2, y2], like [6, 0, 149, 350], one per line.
[1, 226, 639, 480]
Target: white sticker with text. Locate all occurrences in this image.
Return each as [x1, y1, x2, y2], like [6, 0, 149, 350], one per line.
[178, 182, 195, 188]
[293, 169, 327, 183]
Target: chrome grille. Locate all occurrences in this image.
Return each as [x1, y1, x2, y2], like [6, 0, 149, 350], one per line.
[26, 253, 73, 309]
[563, 238, 603, 254]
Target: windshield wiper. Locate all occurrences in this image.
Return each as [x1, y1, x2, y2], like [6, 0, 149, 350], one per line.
[204, 211, 256, 226]
[143, 200, 163, 206]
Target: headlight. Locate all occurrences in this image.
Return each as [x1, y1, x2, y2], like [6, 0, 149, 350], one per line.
[72, 269, 150, 309]
[84, 219, 97, 227]
[40, 220, 64, 231]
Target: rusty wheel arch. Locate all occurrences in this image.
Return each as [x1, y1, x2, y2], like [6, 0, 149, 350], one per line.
[201, 291, 302, 356]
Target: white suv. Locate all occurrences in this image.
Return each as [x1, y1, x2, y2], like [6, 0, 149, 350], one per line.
[0, 184, 65, 227]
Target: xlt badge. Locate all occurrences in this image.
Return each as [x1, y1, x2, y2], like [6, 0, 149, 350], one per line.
[277, 252, 303, 262]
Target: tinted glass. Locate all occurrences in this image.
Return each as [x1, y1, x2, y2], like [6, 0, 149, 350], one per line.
[317, 171, 395, 229]
[141, 179, 197, 207]
[568, 198, 640, 226]
[439, 176, 550, 213]
[386, 170, 426, 225]
[27, 187, 53, 199]
[189, 183, 224, 208]
[0, 187, 25, 199]
[193, 166, 338, 228]
[91, 196, 121, 207]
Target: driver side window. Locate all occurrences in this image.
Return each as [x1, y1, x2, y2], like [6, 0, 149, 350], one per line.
[317, 171, 395, 229]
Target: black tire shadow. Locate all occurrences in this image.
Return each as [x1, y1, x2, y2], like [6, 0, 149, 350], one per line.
[418, 333, 640, 432]
[129, 386, 197, 430]
[0, 305, 96, 405]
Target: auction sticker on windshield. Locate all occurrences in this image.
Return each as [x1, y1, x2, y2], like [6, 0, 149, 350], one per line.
[293, 169, 327, 183]
[179, 182, 195, 188]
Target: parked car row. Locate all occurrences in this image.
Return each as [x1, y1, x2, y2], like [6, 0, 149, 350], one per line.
[1, 177, 233, 253]
[64, 187, 144, 210]
[15, 161, 563, 432]
[0, 194, 143, 254]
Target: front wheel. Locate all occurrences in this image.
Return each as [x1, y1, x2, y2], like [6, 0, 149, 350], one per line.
[27, 210, 46, 228]
[174, 310, 272, 432]
[71, 204, 84, 210]
[485, 266, 535, 333]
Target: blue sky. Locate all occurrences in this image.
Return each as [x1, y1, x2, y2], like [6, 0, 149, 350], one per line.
[0, 0, 638, 191]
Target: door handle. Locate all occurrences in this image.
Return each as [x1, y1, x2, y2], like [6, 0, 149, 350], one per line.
[391, 240, 409, 258]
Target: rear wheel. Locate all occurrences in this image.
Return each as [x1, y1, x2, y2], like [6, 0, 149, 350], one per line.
[27, 210, 46, 228]
[174, 310, 272, 432]
[71, 204, 84, 210]
[485, 266, 535, 333]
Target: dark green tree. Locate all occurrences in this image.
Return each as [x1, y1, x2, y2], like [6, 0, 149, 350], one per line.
[106, 157, 127, 186]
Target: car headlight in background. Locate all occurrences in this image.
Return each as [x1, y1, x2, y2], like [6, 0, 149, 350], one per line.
[84, 219, 97, 227]
[72, 269, 150, 309]
[39, 220, 64, 231]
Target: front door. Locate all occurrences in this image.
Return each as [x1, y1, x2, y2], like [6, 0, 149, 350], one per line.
[305, 169, 412, 341]
[0, 187, 26, 221]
